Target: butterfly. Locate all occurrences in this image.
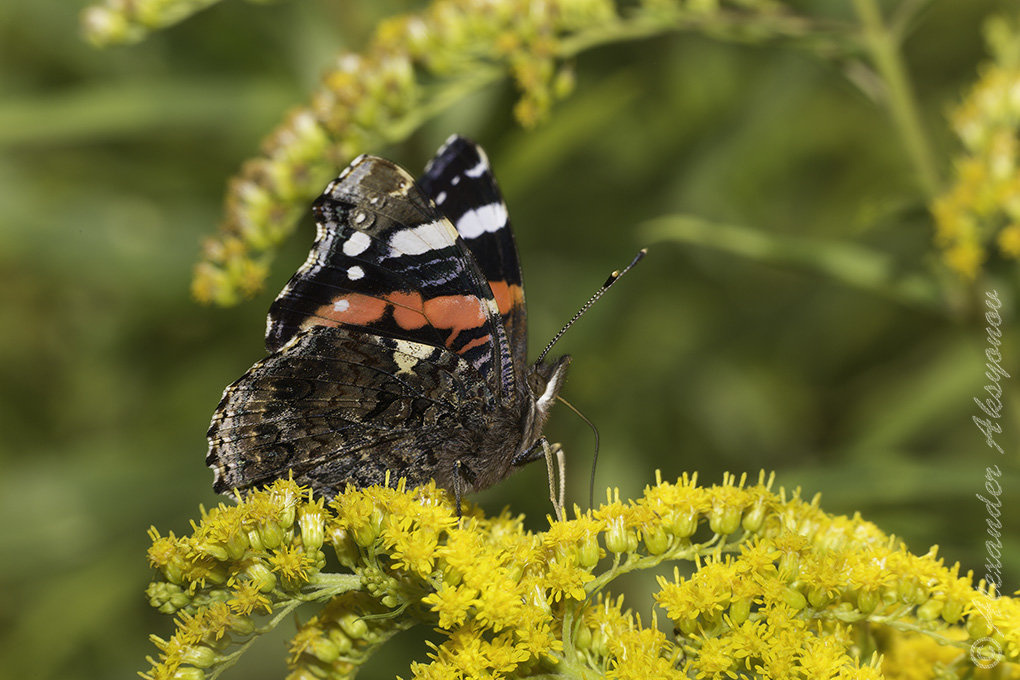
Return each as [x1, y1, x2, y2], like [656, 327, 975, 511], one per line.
[207, 135, 574, 504]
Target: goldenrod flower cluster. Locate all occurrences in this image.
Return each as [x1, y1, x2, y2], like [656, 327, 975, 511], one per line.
[932, 15, 1020, 279]
[80, 0, 807, 305]
[141, 473, 1020, 680]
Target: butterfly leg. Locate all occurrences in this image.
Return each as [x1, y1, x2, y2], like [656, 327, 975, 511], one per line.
[511, 437, 547, 467]
[511, 438, 565, 519]
[452, 459, 479, 520]
[542, 439, 566, 522]
[452, 461, 465, 520]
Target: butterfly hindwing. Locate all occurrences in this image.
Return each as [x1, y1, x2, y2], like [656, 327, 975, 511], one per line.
[266, 155, 515, 398]
[207, 326, 505, 497]
[419, 136, 527, 367]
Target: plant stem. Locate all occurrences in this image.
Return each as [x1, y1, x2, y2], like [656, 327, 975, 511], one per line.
[853, 0, 940, 197]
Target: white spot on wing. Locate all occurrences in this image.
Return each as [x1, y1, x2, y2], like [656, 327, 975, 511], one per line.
[391, 339, 437, 374]
[393, 353, 418, 375]
[393, 340, 436, 360]
[342, 231, 371, 256]
[455, 202, 508, 239]
[347, 266, 365, 280]
[333, 299, 350, 312]
[388, 220, 455, 256]
[435, 191, 447, 205]
[465, 158, 489, 178]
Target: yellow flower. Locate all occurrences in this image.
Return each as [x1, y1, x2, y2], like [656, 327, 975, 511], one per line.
[606, 627, 683, 680]
[945, 240, 985, 279]
[142, 476, 1020, 680]
[423, 582, 478, 629]
[267, 544, 318, 586]
[228, 579, 272, 616]
[932, 16, 1020, 277]
[542, 556, 594, 602]
[998, 223, 1020, 256]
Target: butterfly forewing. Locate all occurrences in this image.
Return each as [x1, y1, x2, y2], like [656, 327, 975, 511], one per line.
[265, 155, 514, 398]
[419, 136, 527, 371]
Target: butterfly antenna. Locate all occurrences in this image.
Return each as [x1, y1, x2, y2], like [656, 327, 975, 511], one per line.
[556, 395, 600, 509]
[536, 248, 647, 365]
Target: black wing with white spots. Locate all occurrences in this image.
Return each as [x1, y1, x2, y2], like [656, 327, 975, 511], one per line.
[264, 154, 515, 398]
[419, 136, 527, 369]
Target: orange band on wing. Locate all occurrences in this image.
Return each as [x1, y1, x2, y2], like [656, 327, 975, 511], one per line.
[313, 291, 489, 351]
[423, 295, 487, 345]
[388, 291, 428, 329]
[312, 293, 387, 326]
[488, 280, 524, 316]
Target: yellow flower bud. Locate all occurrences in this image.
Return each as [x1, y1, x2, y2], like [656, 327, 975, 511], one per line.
[339, 614, 369, 640]
[278, 502, 296, 530]
[243, 560, 277, 593]
[782, 587, 808, 611]
[443, 566, 463, 587]
[808, 587, 832, 609]
[194, 541, 228, 561]
[729, 597, 751, 625]
[916, 598, 943, 621]
[172, 667, 207, 680]
[941, 598, 964, 623]
[742, 503, 766, 532]
[259, 520, 285, 550]
[224, 532, 249, 561]
[162, 555, 188, 585]
[299, 505, 326, 552]
[553, 66, 575, 100]
[578, 536, 601, 568]
[777, 552, 800, 582]
[676, 617, 700, 636]
[857, 588, 879, 614]
[247, 529, 265, 553]
[589, 627, 608, 656]
[574, 624, 592, 650]
[307, 637, 340, 663]
[709, 506, 741, 535]
[604, 519, 634, 554]
[353, 508, 384, 547]
[967, 614, 993, 639]
[328, 525, 360, 568]
[181, 645, 218, 668]
[327, 627, 353, 654]
[897, 578, 924, 605]
[643, 526, 669, 555]
[229, 616, 256, 636]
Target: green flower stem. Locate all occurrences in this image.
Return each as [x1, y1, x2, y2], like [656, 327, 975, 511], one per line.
[560, 599, 577, 663]
[558, 7, 849, 59]
[205, 575, 362, 678]
[303, 572, 364, 599]
[208, 598, 306, 680]
[642, 214, 942, 307]
[824, 605, 975, 652]
[585, 534, 721, 600]
[853, 0, 940, 197]
[385, 64, 504, 142]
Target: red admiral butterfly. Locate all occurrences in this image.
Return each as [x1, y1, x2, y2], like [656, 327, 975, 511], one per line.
[207, 136, 641, 507]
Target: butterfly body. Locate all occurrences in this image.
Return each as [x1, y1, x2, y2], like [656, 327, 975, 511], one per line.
[207, 136, 569, 499]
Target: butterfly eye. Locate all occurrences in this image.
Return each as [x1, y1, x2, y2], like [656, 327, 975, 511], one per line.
[527, 371, 547, 397]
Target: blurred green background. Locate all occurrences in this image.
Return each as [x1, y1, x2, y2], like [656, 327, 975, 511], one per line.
[2, 1, 1018, 678]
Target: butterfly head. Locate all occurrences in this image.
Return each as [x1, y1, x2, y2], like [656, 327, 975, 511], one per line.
[522, 354, 571, 442]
